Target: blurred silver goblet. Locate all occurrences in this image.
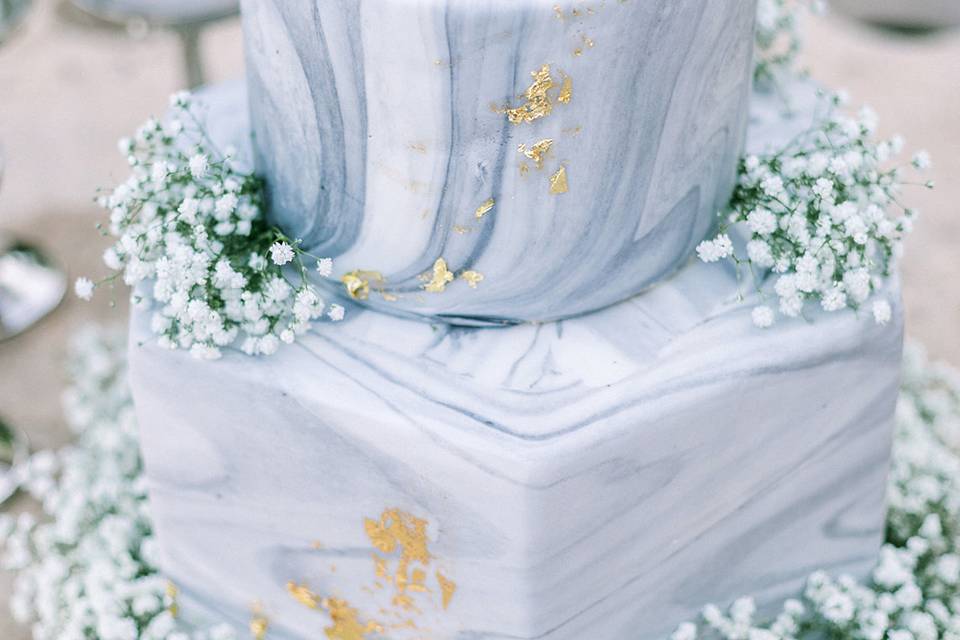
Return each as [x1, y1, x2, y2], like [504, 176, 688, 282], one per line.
[831, 0, 960, 32]
[69, 0, 239, 88]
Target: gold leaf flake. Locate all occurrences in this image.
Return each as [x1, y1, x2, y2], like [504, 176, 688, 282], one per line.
[342, 270, 384, 301]
[422, 258, 455, 293]
[436, 571, 457, 610]
[311, 540, 324, 550]
[452, 224, 473, 234]
[166, 582, 179, 618]
[286, 581, 321, 609]
[582, 34, 595, 48]
[474, 197, 495, 219]
[408, 142, 427, 154]
[460, 270, 484, 289]
[503, 65, 555, 125]
[380, 290, 399, 302]
[519, 162, 530, 177]
[518, 139, 554, 169]
[250, 615, 269, 640]
[409, 568, 429, 592]
[549, 166, 569, 194]
[320, 597, 383, 640]
[558, 75, 573, 104]
[553, 5, 564, 19]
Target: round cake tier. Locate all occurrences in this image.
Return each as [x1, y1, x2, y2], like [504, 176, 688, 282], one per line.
[240, 0, 757, 325]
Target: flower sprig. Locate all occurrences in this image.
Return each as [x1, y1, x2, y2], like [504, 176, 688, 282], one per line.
[697, 91, 932, 328]
[754, 0, 827, 88]
[77, 91, 342, 360]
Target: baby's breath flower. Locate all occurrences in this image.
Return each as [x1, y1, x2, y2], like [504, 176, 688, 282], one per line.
[269, 241, 295, 266]
[73, 277, 95, 301]
[698, 92, 925, 328]
[188, 153, 209, 179]
[316, 257, 334, 278]
[695, 234, 734, 263]
[79, 93, 346, 359]
[752, 305, 775, 328]
[873, 299, 893, 326]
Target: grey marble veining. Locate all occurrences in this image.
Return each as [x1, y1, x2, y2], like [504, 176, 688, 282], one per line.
[240, 0, 757, 325]
[129, 80, 904, 639]
[130, 261, 903, 640]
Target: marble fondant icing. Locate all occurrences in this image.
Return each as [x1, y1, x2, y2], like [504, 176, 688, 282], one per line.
[129, 80, 904, 639]
[240, 0, 757, 325]
[130, 262, 903, 640]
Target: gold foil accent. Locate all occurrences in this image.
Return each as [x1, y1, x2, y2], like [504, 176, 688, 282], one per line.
[475, 197, 495, 219]
[518, 139, 554, 169]
[452, 224, 473, 234]
[409, 568, 429, 593]
[460, 270, 484, 289]
[519, 162, 531, 177]
[437, 572, 457, 610]
[408, 142, 427, 154]
[320, 597, 383, 640]
[503, 65, 555, 125]
[550, 166, 569, 194]
[287, 581, 322, 609]
[250, 614, 269, 640]
[380, 291, 399, 302]
[558, 75, 573, 104]
[166, 582, 179, 618]
[311, 540, 324, 550]
[582, 34, 595, 49]
[422, 258, 455, 293]
[573, 47, 583, 56]
[342, 270, 384, 301]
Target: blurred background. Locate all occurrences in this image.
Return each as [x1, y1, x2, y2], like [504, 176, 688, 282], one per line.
[0, 1, 957, 637]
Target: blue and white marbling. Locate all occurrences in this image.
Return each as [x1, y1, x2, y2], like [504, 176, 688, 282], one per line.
[240, 0, 757, 325]
[130, 263, 903, 640]
[129, 81, 904, 639]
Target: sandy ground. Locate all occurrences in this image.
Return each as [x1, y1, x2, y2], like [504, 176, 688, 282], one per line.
[0, 3, 957, 637]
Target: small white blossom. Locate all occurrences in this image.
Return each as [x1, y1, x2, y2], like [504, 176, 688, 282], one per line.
[873, 299, 893, 326]
[269, 241, 295, 266]
[696, 234, 734, 263]
[188, 154, 209, 179]
[316, 257, 334, 278]
[328, 304, 345, 321]
[752, 305, 775, 328]
[74, 277, 95, 301]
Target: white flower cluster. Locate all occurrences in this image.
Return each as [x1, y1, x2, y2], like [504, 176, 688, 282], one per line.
[0, 327, 238, 640]
[672, 343, 960, 640]
[754, 0, 827, 87]
[79, 91, 343, 360]
[698, 92, 931, 329]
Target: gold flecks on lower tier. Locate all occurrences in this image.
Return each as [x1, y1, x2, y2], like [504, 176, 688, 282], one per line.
[422, 258, 455, 293]
[460, 270, 484, 289]
[321, 597, 383, 640]
[249, 614, 269, 640]
[474, 197, 495, 219]
[341, 270, 384, 301]
[550, 166, 569, 194]
[518, 139, 554, 169]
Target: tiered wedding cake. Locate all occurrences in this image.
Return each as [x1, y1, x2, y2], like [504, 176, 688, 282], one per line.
[128, 1, 904, 638]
